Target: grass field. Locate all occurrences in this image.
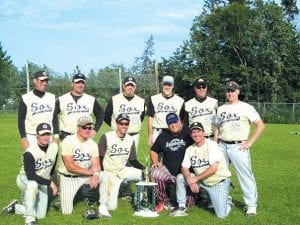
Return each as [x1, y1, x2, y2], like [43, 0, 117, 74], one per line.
[0, 113, 299, 225]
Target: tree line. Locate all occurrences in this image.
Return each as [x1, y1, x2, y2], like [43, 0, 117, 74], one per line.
[0, 0, 299, 110]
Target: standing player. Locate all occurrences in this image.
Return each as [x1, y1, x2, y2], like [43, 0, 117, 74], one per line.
[18, 70, 58, 150]
[172, 122, 232, 218]
[98, 113, 145, 210]
[184, 78, 218, 139]
[104, 75, 145, 152]
[214, 81, 265, 216]
[2, 123, 59, 225]
[55, 73, 104, 140]
[150, 113, 194, 213]
[147, 75, 185, 146]
[58, 116, 110, 217]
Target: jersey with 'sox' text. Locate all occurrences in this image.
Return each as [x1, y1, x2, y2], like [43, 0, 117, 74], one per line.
[19, 142, 58, 179]
[185, 96, 218, 135]
[111, 93, 144, 133]
[58, 134, 99, 175]
[58, 92, 95, 134]
[22, 91, 55, 135]
[182, 139, 231, 186]
[216, 101, 261, 141]
[101, 131, 135, 175]
[151, 93, 184, 129]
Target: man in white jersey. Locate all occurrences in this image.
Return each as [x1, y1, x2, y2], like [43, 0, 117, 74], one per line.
[171, 122, 232, 218]
[55, 73, 104, 140]
[2, 123, 59, 225]
[18, 70, 58, 150]
[147, 75, 185, 146]
[98, 113, 145, 210]
[214, 81, 265, 216]
[184, 78, 218, 138]
[55, 73, 105, 204]
[58, 116, 111, 218]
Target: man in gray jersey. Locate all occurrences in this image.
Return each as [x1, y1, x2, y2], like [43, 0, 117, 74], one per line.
[2, 123, 59, 225]
[18, 70, 58, 150]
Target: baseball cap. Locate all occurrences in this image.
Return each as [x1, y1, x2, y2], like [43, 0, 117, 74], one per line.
[189, 122, 204, 132]
[123, 76, 136, 86]
[193, 78, 207, 88]
[166, 113, 179, 125]
[72, 73, 86, 83]
[77, 115, 93, 127]
[162, 76, 174, 86]
[226, 81, 239, 91]
[116, 113, 130, 123]
[33, 70, 50, 81]
[36, 123, 52, 135]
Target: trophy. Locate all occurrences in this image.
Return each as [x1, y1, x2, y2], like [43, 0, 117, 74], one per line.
[143, 156, 150, 182]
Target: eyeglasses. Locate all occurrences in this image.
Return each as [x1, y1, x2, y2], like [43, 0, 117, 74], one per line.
[75, 81, 85, 84]
[196, 85, 207, 89]
[226, 89, 236, 93]
[81, 126, 93, 130]
[118, 122, 129, 126]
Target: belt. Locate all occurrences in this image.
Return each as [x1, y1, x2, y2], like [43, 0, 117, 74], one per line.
[128, 132, 139, 136]
[205, 134, 214, 138]
[201, 179, 225, 187]
[153, 128, 168, 132]
[60, 131, 72, 136]
[59, 172, 81, 178]
[220, 139, 244, 144]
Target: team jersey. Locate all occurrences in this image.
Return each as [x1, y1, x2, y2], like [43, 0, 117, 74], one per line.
[111, 93, 145, 133]
[100, 131, 135, 177]
[185, 96, 218, 135]
[19, 142, 58, 179]
[58, 92, 95, 134]
[150, 93, 184, 129]
[216, 101, 261, 141]
[151, 128, 193, 176]
[22, 91, 55, 135]
[182, 139, 231, 186]
[58, 134, 99, 175]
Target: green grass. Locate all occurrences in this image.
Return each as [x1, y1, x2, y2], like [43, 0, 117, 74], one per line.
[0, 114, 299, 225]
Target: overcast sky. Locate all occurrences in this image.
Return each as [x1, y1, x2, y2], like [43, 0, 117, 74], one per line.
[0, 0, 298, 75]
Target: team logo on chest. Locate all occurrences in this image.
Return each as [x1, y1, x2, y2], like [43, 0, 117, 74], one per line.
[119, 104, 140, 115]
[190, 156, 209, 168]
[219, 111, 240, 123]
[31, 102, 53, 116]
[35, 158, 54, 170]
[66, 102, 89, 115]
[156, 102, 176, 113]
[166, 139, 186, 151]
[74, 149, 92, 162]
[109, 144, 129, 156]
[191, 107, 213, 118]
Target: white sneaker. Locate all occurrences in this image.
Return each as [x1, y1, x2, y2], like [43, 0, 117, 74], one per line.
[245, 206, 256, 216]
[169, 207, 188, 217]
[98, 205, 111, 218]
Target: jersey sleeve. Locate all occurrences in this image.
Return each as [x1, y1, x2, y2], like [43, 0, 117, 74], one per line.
[245, 104, 261, 122]
[181, 148, 191, 168]
[208, 142, 221, 165]
[61, 138, 74, 156]
[98, 134, 107, 157]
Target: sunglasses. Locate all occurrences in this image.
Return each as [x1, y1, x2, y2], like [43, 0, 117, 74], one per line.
[118, 122, 129, 126]
[196, 85, 207, 89]
[81, 126, 93, 130]
[226, 89, 236, 93]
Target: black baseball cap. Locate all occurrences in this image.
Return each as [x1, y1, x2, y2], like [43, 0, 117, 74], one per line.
[189, 122, 204, 132]
[123, 76, 136, 86]
[193, 78, 207, 88]
[72, 73, 86, 83]
[226, 81, 239, 91]
[36, 123, 52, 135]
[116, 113, 130, 123]
[33, 70, 50, 81]
[166, 113, 179, 125]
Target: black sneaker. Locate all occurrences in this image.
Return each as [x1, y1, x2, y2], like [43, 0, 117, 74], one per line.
[2, 199, 18, 214]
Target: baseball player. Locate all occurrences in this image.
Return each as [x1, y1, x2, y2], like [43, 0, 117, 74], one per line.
[55, 73, 104, 204]
[18, 70, 58, 150]
[104, 75, 145, 152]
[55, 73, 104, 140]
[2, 123, 59, 225]
[184, 78, 218, 138]
[171, 122, 232, 218]
[147, 75, 185, 146]
[150, 113, 194, 213]
[98, 113, 145, 210]
[214, 81, 265, 216]
[58, 116, 110, 217]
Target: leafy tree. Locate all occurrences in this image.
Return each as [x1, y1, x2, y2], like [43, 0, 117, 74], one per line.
[281, 0, 299, 20]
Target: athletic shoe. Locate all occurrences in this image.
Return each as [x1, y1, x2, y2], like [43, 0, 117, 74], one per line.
[155, 202, 164, 213]
[98, 205, 111, 218]
[227, 196, 234, 207]
[25, 221, 38, 225]
[121, 195, 133, 202]
[2, 199, 18, 214]
[245, 206, 256, 216]
[169, 207, 188, 217]
[164, 203, 175, 211]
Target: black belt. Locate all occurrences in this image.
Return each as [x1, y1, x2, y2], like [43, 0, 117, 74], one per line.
[205, 134, 214, 138]
[128, 132, 139, 136]
[220, 139, 244, 144]
[201, 179, 225, 187]
[59, 172, 81, 178]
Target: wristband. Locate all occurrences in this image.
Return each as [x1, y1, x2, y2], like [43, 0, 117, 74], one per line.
[53, 134, 59, 139]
